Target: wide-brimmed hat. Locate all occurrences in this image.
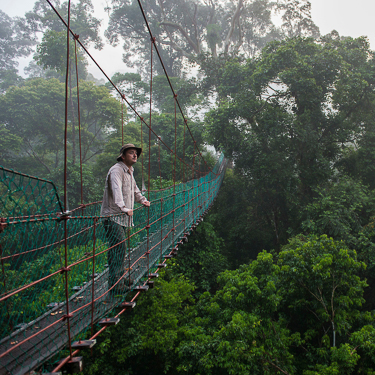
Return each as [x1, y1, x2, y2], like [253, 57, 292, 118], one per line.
[117, 143, 142, 161]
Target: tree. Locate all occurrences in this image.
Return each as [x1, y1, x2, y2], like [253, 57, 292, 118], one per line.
[34, 29, 88, 79]
[279, 235, 367, 347]
[0, 10, 34, 71]
[22, 0, 103, 49]
[106, 72, 150, 120]
[0, 78, 65, 174]
[46, 162, 102, 208]
[81, 268, 196, 375]
[0, 78, 121, 179]
[105, 0, 319, 77]
[169, 221, 227, 295]
[300, 177, 375, 246]
[205, 36, 375, 247]
[0, 10, 33, 91]
[0, 124, 22, 167]
[208, 169, 276, 267]
[152, 74, 202, 114]
[25, 0, 105, 164]
[71, 80, 121, 163]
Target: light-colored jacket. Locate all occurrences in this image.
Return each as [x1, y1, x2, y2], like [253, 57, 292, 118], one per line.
[100, 162, 146, 226]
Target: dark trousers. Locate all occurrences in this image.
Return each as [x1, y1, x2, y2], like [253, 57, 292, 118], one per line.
[103, 219, 127, 288]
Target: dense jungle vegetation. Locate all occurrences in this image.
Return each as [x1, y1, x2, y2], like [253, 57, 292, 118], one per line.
[1, 0, 375, 373]
[77, 35, 375, 375]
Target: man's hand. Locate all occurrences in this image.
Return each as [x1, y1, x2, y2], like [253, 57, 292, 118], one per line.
[143, 200, 150, 207]
[126, 209, 133, 216]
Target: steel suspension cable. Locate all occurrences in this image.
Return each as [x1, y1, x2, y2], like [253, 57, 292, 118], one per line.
[146, 38, 154, 274]
[45, 0, 197, 177]
[74, 37, 84, 206]
[172, 94, 177, 250]
[136, 0, 216, 176]
[0, 2, 227, 372]
[63, 0, 73, 359]
[121, 96, 124, 145]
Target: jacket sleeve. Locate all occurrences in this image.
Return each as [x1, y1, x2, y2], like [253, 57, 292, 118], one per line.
[133, 179, 146, 204]
[110, 168, 130, 213]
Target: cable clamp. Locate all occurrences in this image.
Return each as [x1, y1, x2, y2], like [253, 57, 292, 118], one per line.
[57, 211, 71, 221]
[74, 34, 79, 40]
[0, 218, 7, 232]
[62, 313, 74, 321]
[61, 267, 71, 273]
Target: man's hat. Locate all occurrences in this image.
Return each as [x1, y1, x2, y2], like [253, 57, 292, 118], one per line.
[117, 143, 142, 161]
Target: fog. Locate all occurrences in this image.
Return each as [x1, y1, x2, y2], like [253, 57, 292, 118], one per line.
[2, 0, 375, 80]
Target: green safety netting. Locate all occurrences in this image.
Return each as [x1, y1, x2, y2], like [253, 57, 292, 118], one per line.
[0, 154, 226, 375]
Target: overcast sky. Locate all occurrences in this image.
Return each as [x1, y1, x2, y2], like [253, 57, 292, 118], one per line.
[2, 0, 375, 79]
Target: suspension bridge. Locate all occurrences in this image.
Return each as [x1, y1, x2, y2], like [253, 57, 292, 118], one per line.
[0, 0, 226, 373]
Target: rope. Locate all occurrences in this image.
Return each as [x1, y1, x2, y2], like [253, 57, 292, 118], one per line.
[74, 37, 84, 206]
[45, 0, 217, 179]
[136, 0, 214, 175]
[63, 0, 73, 359]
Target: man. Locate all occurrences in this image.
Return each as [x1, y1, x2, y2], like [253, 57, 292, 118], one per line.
[101, 143, 150, 294]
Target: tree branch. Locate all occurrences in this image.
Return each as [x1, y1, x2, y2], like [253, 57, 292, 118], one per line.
[268, 361, 292, 375]
[233, 8, 245, 54]
[224, 0, 244, 54]
[158, 39, 195, 60]
[25, 139, 51, 174]
[159, 21, 199, 53]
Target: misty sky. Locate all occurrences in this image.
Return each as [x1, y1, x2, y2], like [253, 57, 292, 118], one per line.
[2, 0, 375, 79]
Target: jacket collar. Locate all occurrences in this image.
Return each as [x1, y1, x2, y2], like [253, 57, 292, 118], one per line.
[118, 161, 134, 174]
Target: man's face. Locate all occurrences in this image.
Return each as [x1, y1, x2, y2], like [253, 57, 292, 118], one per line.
[122, 148, 138, 167]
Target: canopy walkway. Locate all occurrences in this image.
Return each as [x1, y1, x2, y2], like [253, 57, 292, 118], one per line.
[0, 0, 228, 372]
[0, 156, 226, 374]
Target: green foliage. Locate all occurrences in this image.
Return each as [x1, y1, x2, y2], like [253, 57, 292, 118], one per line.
[205, 35, 375, 250]
[105, 0, 319, 76]
[0, 68, 24, 93]
[82, 269, 196, 375]
[279, 235, 367, 343]
[1, 239, 107, 337]
[0, 78, 65, 175]
[152, 75, 202, 113]
[0, 9, 34, 72]
[23, 0, 103, 49]
[168, 221, 227, 295]
[46, 162, 102, 209]
[3, 5, 375, 373]
[106, 72, 149, 118]
[35, 29, 88, 79]
[0, 77, 121, 208]
[82, 233, 375, 375]
[208, 169, 273, 268]
[301, 177, 375, 245]
[0, 124, 22, 165]
[93, 111, 207, 188]
[70, 80, 121, 163]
